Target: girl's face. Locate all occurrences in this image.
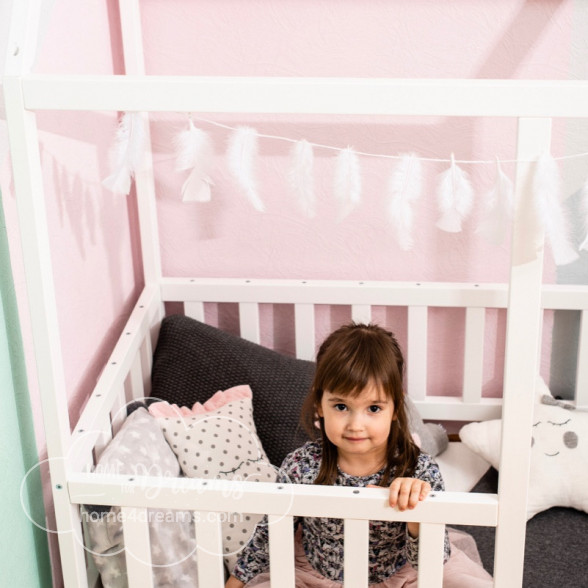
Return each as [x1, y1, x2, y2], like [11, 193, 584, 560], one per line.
[317, 380, 395, 469]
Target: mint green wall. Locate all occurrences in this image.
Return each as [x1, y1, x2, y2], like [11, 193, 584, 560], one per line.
[0, 192, 52, 586]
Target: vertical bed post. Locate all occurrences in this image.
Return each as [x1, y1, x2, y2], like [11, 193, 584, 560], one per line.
[118, 0, 163, 290]
[493, 117, 551, 586]
[3, 1, 90, 586]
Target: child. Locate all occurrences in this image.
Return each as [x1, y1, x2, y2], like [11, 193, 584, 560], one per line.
[226, 323, 492, 587]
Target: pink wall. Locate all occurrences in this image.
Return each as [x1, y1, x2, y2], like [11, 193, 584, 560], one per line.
[1, 1, 583, 583]
[5, 0, 581, 443]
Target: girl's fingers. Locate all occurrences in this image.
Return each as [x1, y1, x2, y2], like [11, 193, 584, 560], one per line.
[389, 479, 431, 510]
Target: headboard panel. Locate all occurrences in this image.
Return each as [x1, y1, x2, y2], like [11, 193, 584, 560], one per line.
[160, 277, 588, 416]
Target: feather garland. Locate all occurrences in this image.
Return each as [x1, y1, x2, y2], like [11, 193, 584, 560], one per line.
[102, 112, 146, 195]
[477, 158, 514, 246]
[533, 152, 578, 266]
[387, 153, 423, 250]
[436, 154, 474, 233]
[227, 126, 264, 212]
[174, 120, 214, 202]
[288, 140, 316, 217]
[334, 147, 361, 220]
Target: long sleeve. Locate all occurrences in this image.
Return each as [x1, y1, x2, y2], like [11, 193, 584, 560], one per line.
[231, 444, 316, 583]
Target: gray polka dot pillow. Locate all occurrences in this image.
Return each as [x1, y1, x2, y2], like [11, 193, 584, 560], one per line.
[153, 387, 276, 569]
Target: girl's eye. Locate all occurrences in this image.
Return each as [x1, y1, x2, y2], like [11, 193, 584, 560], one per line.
[368, 405, 382, 414]
[334, 403, 347, 411]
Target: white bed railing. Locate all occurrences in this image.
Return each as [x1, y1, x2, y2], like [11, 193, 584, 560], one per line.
[68, 473, 498, 588]
[63, 278, 588, 588]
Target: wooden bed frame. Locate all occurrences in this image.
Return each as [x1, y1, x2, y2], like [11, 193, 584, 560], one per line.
[5, 1, 588, 587]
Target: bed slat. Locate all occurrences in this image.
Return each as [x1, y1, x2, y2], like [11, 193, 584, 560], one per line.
[139, 334, 153, 398]
[110, 384, 127, 437]
[92, 412, 113, 462]
[343, 519, 369, 588]
[195, 512, 225, 588]
[416, 523, 445, 587]
[576, 309, 588, 408]
[351, 304, 372, 324]
[121, 506, 154, 588]
[462, 307, 485, 404]
[407, 306, 428, 401]
[184, 300, 205, 322]
[295, 303, 315, 360]
[269, 515, 295, 588]
[239, 302, 261, 344]
[128, 353, 144, 401]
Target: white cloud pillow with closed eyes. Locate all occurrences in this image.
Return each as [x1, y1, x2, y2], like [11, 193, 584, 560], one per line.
[459, 376, 588, 519]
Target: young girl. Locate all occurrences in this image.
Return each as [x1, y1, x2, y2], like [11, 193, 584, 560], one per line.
[226, 323, 492, 587]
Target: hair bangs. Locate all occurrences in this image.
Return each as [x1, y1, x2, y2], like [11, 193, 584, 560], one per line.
[316, 331, 400, 400]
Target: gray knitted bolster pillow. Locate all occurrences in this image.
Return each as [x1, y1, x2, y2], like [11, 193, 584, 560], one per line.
[151, 315, 313, 467]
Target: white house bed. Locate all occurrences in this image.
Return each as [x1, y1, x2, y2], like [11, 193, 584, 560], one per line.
[5, 1, 588, 588]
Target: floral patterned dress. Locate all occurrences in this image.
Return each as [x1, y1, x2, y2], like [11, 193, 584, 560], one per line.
[232, 440, 449, 585]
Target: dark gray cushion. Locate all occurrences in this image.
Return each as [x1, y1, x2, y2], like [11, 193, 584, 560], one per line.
[151, 315, 313, 467]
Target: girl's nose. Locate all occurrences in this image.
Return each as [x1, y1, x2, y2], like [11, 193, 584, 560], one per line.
[347, 412, 363, 430]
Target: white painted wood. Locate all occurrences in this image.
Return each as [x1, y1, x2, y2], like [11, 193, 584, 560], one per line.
[69, 477, 498, 528]
[462, 307, 485, 404]
[118, 0, 162, 286]
[413, 397, 501, 422]
[343, 519, 369, 588]
[184, 301, 205, 321]
[576, 309, 588, 408]
[20, 75, 588, 117]
[4, 5, 89, 584]
[269, 515, 295, 588]
[407, 306, 428, 401]
[194, 512, 225, 588]
[92, 411, 113, 462]
[70, 286, 161, 468]
[494, 117, 552, 588]
[239, 302, 261, 343]
[120, 507, 154, 588]
[417, 524, 445, 588]
[161, 278, 588, 312]
[139, 335, 153, 398]
[162, 278, 510, 308]
[541, 284, 588, 310]
[295, 303, 316, 360]
[110, 384, 127, 437]
[129, 353, 144, 401]
[352, 304, 372, 324]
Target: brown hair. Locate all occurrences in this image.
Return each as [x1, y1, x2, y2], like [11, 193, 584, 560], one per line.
[301, 322, 419, 486]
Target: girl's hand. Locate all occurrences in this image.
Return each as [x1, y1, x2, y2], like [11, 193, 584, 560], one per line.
[225, 576, 246, 588]
[388, 478, 431, 511]
[367, 479, 431, 538]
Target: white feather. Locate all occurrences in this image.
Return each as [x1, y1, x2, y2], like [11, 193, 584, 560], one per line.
[578, 178, 588, 251]
[226, 126, 264, 212]
[334, 147, 361, 220]
[288, 140, 315, 217]
[387, 153, 423, 250]
[174, 120, 214, 202]
[436, 154, 474, 233]
[534, 152, 578, 265]
[477, 159, 514, 246]
[102, 112, 146, 195]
